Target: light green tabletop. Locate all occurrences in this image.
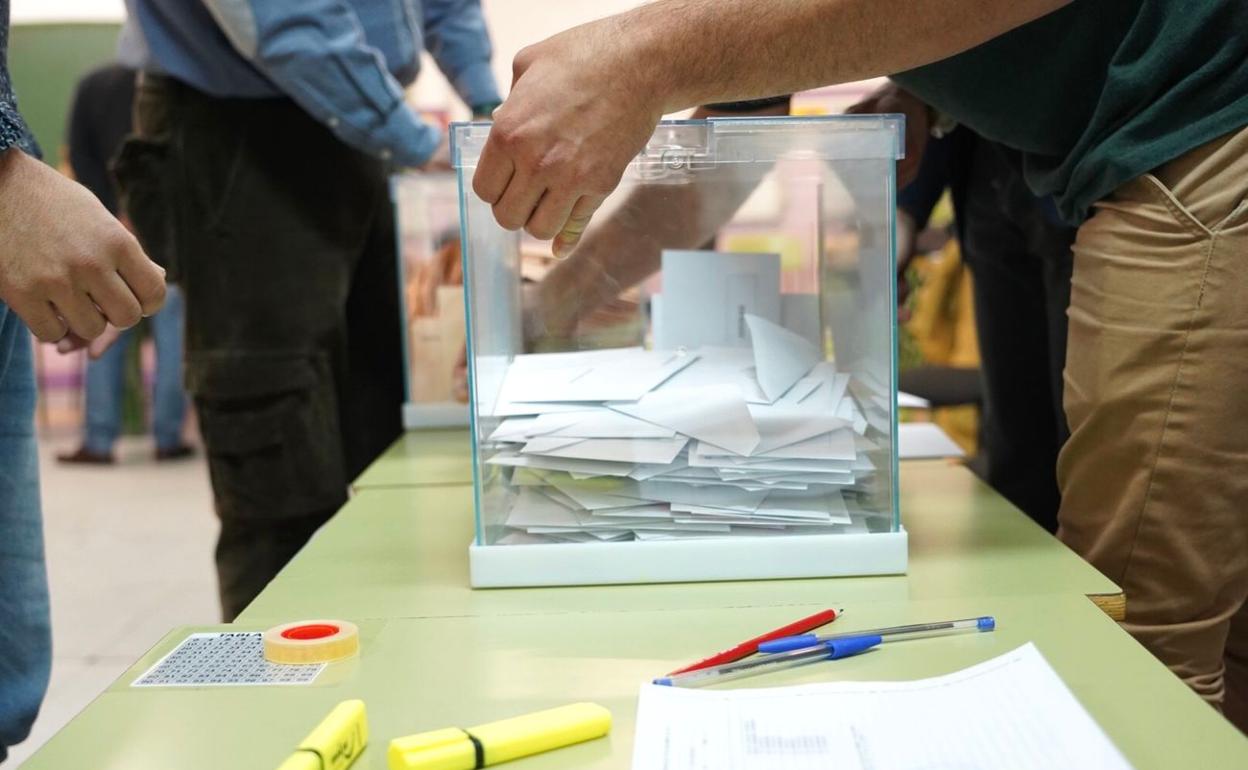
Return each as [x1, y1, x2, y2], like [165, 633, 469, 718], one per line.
[22, 594, 1247, 769]
[350, 430, 473, 490]
[240, 460, 1120, 624]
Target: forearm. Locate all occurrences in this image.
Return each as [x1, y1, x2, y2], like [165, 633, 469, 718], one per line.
[611, 0, 1070, 113]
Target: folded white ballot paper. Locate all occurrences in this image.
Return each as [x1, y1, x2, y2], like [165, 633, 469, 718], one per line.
[632, 643, 1133, 770]
[483, 314, 895, 543]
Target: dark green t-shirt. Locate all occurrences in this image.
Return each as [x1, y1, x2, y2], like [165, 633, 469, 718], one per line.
[891, 0, 1248, 224]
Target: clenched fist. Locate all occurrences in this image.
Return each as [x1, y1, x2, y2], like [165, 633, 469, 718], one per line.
[0, 148, 166, 345]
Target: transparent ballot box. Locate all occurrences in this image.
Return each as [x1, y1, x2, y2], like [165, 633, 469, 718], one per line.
[454, 116, 906, 587]
[393, 172, 470, 428]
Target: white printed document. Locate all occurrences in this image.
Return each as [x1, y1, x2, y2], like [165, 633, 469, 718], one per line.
[632, 643, 1133, 770]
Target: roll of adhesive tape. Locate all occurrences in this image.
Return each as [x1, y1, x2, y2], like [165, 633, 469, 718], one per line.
[264, 620, 360, 665]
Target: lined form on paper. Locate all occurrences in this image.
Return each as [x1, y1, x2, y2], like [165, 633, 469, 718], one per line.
[631, 643, 1133, 770]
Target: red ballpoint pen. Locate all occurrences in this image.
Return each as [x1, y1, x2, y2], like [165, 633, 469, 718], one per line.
[665, 608, 842, 675]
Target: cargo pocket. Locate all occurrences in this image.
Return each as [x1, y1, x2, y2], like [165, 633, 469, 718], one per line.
[112, 136, 180, 280]
[187, 352, 348, 522]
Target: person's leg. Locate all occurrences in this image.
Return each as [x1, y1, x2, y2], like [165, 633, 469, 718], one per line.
[960, 139, 1065, 532]
[340, 189, 404, 481]
[1224, 601, 1248, 731]
[149, 283, 188, 454]
[1058, 125, 1248, 727]
[0, 305, 51, 762]
[79, 328, 130, 457]
[131, 78, 390, 620]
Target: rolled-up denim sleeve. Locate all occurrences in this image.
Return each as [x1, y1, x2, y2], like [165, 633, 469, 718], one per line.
[202, 0, 439, 166]
[421, 0, 500, 112]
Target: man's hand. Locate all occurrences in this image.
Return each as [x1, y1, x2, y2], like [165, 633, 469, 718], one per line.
[846, 83, 931, 187]
[0, 149, 166, 344]
[55, 323, 124, 359]
[472, 18, 665, 258]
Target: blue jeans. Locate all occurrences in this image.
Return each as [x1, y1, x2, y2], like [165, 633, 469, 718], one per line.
[83, 284, 187, 453]
[0, 303, 50, 762]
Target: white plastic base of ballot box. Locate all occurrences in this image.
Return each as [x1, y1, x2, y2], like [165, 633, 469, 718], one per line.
[468, 528, 908, 588]
[402, 402, 469, 429]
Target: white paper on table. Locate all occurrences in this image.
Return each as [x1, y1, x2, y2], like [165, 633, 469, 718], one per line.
[632, 643, 1134, 770]
[899, 422, 966, 459]
[745, 314, 820, 401]
[898, 391, 931, 409]
[610, 384, 760, 456]
[521, 436, 689, 465]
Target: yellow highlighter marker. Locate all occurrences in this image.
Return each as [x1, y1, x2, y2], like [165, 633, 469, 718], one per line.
[277, 700, 369, 770]
[388, 702, 611, 770]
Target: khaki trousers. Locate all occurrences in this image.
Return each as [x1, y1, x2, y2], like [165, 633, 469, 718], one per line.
[1059, 124, 1248, 731]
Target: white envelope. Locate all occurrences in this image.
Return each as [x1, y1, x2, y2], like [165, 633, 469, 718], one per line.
[636, 480, 768, 513]
[501, 349, 699, 403]
[547, 475, 645, 510]
[536, 408, 678, 439]
[654, 250, 781, 350]
[745, 314, 820, 401]
[487, 449, 636, 477]
[754, 428, 858, 461]
[610, 384, 760, 456]
[756, 490, 852, 523]
[522, 436, 689, 465]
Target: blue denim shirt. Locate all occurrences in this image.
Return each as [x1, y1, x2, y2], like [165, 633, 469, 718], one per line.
[0, 0, 38, 158]
[126, 0, 500, 167]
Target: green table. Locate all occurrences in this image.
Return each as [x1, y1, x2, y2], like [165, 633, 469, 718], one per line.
[22, 595, 1247, 769]
[240, 460, 1121, 624]
[350, 430, 473, 490]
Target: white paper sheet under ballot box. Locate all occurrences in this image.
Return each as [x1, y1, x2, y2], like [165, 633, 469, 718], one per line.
[453, 115, 907, 587]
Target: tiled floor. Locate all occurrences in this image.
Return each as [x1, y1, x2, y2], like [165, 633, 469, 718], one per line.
[7, 434, 219, 767]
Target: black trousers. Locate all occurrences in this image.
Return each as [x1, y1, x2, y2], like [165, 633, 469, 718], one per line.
[960, 139, 1076, 534]
[117, 75, 403, 620]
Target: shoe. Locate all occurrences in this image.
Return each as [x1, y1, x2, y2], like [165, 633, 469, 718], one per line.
[56, 447, 115, 465]
[155, 444, 195, 462]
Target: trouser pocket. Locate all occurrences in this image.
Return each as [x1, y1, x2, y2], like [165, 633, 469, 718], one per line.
[188, 352, 347, 522]
[113, 135, 179, 280]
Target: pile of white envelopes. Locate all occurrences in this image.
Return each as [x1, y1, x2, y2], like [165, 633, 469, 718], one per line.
[480, 315, 891, 544]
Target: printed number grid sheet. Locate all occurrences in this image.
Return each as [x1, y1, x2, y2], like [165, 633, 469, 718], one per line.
[632, 643, 1133, 770]
[132, 632, 326, 688]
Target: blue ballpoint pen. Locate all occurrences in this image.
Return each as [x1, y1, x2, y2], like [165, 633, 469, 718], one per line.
[653, 635, 882, 688]
[758, 616, 996, 654]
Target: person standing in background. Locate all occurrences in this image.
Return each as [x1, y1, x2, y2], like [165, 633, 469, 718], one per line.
[118, 0, 501, 620]
[0, 0, 167, 759]
[892, 124, 1076, 533]
[57, 58, 192, 466]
